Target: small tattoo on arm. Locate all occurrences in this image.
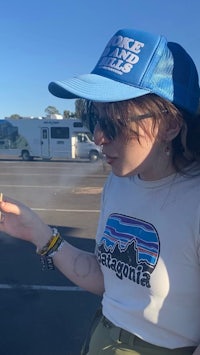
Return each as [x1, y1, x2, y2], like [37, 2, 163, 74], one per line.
[73, 253, 92, 278]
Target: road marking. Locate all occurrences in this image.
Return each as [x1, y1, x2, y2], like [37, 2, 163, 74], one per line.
[73, 187, 102, 194]
[0, 172, 106, 178]
[0, 283, 84, 291]
[33, 208, 100, 213]
[0, 184, 102, 190]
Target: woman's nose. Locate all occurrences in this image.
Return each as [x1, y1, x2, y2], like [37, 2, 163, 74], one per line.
[93, 124, 110, 145]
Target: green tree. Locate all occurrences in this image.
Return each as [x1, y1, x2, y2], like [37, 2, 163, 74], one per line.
[75, 99, 86, 118]
[44, 106, 60, 116]
[63, 110, 71, 118]
[9, 114, 22, 119]
[69, 112, 76, 118]
[63, 110, 77, 118]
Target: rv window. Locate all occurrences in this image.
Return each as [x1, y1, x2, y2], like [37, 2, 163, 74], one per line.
[73, 122, 83, 128]
[77, 133, 88, 143]
[42, 130, 48, 139]
[51, 127, 69, 139]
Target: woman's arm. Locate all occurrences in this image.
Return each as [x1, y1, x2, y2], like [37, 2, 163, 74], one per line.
[53, 242, 104, 295]
[0, 196, 104, 295]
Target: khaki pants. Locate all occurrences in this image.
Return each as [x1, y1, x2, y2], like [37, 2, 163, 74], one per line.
[84, 316, 196, 355]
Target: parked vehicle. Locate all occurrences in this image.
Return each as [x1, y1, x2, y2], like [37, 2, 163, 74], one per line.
[0, 118, 102, 161]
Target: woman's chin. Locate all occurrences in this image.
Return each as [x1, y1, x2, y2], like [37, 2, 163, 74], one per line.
[111, 166, 136, 177]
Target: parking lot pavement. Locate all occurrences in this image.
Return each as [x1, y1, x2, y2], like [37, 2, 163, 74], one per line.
[0, 234, 101, 355]
[0, 160, 109, 355]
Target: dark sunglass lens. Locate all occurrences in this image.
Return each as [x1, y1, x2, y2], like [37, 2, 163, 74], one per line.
[99, 119, 117, 140]
[89, 114, 118, 140]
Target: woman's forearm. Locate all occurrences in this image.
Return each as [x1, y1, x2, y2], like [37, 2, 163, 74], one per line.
[0, 197, 104, 295]
[53, 241, 104, 295]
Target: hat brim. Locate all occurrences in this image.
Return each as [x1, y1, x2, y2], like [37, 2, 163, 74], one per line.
[48, 73, 150, 102]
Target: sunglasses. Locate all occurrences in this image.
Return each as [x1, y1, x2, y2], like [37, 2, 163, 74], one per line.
[88, 112, 155, 140]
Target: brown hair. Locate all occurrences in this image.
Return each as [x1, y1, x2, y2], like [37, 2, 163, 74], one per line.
[86, 94, 200, 172]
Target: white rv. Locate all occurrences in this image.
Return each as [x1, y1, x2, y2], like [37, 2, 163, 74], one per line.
[0, 118, 102, 161]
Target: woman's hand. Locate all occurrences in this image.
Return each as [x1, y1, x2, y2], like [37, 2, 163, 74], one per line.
[0, 195, 105, 295]
[0, 195, 51, 247]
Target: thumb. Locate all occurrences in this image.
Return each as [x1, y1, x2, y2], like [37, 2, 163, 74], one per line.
[0, 197, 23, 216]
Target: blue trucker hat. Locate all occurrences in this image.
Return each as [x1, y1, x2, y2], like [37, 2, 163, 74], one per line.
[48, 28, 200, 114]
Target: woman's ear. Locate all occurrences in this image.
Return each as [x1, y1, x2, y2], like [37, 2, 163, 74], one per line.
[161, 120, 182, 142]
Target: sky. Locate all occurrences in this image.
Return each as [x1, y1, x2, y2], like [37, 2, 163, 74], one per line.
[0, 0, 200, 118]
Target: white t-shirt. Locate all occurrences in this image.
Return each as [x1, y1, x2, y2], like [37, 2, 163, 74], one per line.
[96, 167, 200, 349]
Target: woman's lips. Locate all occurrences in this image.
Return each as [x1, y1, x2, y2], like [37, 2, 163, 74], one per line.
[104, 154, 116, 164]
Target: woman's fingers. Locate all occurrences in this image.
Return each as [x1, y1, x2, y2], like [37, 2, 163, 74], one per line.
[0, 194, 30, 216]
[0, 200, 22, 216]
[0, 194, 52, 247]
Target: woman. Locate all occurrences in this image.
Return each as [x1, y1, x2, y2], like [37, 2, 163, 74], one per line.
[1, 28, 200, 355]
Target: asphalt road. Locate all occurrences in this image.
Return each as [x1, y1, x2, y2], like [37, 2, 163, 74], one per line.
[0, 158, 110, 355]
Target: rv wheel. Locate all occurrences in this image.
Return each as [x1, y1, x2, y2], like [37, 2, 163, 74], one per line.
[89, 150, 99, 162]
[22, 150, 31, 161]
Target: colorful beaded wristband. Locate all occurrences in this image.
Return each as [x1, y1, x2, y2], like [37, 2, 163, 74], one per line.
[36, 228, 61, 256]
[47, 239, 66, 257]
[36, 228, 65, 271]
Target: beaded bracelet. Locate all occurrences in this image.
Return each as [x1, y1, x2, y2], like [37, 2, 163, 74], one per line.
[36, 228, 65, 271]
[36, 228, 61, 256]
[47, 239, 66, 257]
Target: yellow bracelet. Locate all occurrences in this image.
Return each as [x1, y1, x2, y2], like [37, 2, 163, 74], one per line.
[36, 228, 60, 256]
[46, 234, 60, 252]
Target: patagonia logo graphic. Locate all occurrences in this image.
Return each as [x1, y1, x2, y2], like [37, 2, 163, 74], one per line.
[96, 213, 160, 288]
[97, 35, 145, 75]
